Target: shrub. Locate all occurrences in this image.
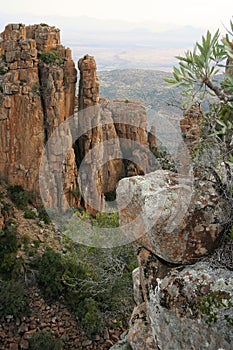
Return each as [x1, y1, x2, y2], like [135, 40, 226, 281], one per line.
[0, 227, 18, 276]
[61, 237, 137, 329]
[0, 279, 30, 318]
[21, 234, 30, 249]
[226, 226, 233, 240]
[37, 248, 65, 300]
[33, 240, 40, 248]
[37, 240, 137, 335]
[93, 211, 119, 228]
[151, 146, 177, 172]
[7, 185, 30, 210]
[38, 206, 51, 224]
[29, 331, 63, 350]
[1, 201, 13, 213]
[1, 54, 6, 62]
[24, 209, 36, 219]
[0, 66, 6, 75]
[39, 50, 64, 65]
[79, 297, 104, 336]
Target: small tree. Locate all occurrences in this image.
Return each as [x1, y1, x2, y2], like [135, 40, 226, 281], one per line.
[165, 21, 233, 103]
[165, 20, 233, 235]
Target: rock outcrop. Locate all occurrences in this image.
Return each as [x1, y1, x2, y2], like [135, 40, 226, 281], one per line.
[0, 23, 78, 207]
[117, 170, 230, 264]
[76, 55, 155, 215]
[114, 110, 232, 349]
[0, 27, 157, 215]
[125, 248, 233, 350]
[147, 259, 233, 350]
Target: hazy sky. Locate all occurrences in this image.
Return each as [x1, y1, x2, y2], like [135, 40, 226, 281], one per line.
[1, 0, 232, 31]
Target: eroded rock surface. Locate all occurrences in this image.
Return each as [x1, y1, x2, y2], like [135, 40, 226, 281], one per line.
[76, 55, 155, 214]
[148, 260, 233, 350]
[0, 23, 78, 207]
[111, 247, 233, 350]
[117, 170, 230, 264]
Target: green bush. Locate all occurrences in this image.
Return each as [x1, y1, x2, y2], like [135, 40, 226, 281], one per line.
[1, 54, 6, 62]
[93, 211, 119, 228]
[33, 239, 40, 248]
[0, 227, 17, 253]
[0, 66, 6, 75]
[7, 185, 30, 209]
[24, 209, 37, 219]
[79, 298, 104, 336]
[38, 206, 51, 224]
[150, 146, 177, 172]
[37, 241, 137, 334]
[226, 226, 233, 240]
[29, 331, 63, 350]
[61, 237, 137, 329]
[62, 256, 88, 304]
[21, 234, 30, 249]
[39, 50, 64, 65]
[37, 248, 65, 301]
[37, 247, 88, 303]
[1, 201, 13, 213]
[0, 279, 30, 318]
[0, 226, 18, 276]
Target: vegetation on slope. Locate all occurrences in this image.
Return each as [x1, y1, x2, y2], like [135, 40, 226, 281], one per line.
[0, 183, 137, 344]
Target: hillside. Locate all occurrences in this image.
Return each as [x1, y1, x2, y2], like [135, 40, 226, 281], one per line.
[99, 69, 222, 127]
[0, 180, 135, 349]
[99, 69, 184, 127]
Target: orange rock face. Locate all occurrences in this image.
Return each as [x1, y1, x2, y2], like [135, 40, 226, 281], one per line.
[76, 55, 155, 215]
[0, 27, 156, 215]
[0, 23, 78, 207]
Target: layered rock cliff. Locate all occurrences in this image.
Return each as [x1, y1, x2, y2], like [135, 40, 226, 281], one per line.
[76, 54, 155, 215]
[0, 26, 155, 215]
[0, 23, 78, 207]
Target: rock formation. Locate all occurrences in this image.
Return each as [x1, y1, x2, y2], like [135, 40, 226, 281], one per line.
[0, 26, 157, 215]
[114, 112, 232, 349]
[0, 23, 78, 207]
[114, 165, 232, 349]
[76, 55, 155, 215]
[121, 248, 233, 350]
[117, 170, 230, 264]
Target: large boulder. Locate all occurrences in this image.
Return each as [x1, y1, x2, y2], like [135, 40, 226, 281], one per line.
[148, 260, 233, 350]
[117, 170, 230, 264]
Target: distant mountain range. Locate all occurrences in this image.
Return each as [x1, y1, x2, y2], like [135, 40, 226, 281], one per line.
[0, 14, 204, 70]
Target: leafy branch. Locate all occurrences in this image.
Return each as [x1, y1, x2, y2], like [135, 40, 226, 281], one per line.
[165, 23, 233, 103]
